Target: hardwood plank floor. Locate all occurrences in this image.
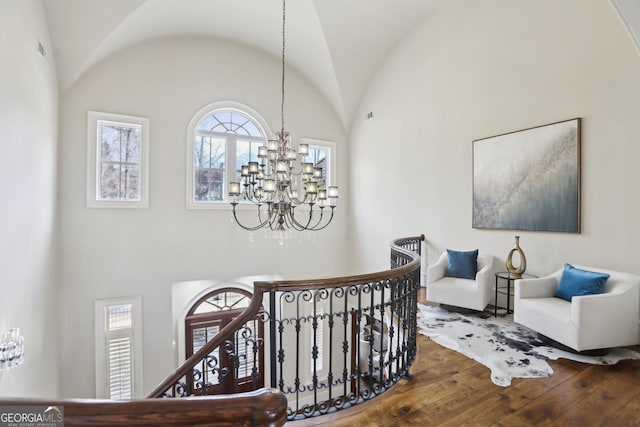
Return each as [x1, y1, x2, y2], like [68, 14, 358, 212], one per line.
[289, 288, 640, 427]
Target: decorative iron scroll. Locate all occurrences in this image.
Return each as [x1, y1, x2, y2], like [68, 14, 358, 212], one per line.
[149, 235, 424, 422]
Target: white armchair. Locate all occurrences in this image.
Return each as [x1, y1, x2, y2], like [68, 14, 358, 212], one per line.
[426, 251, 495, 311]
[514, 265, 640, 352]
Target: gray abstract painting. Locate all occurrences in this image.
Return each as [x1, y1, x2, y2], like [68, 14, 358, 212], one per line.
[473, 118, 580, 233]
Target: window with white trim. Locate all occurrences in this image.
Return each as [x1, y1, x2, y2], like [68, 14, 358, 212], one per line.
[95, 297, 143, 399]
[301, 138, 336, 189]
[186, 102, 270, 208]
[87, 111, 149, 208]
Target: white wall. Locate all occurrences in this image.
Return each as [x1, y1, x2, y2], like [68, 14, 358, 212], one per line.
[350, 0, 640, 279]
[14, 0, 640, 400]
[57, 36, 349, 398]
[0, 0, 59, 397]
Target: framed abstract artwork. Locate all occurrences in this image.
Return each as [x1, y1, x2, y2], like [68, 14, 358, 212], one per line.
[472, 118, 581, 233]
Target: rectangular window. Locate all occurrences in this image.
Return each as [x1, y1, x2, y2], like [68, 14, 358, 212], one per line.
[307, 146, 328, 188]
[301, 138, 336, 188]
[193, 136, 226, 201]
[95, 297, 143, 399]
[108, 336, 133, 399]
[235, 139, 262, 183]
[87, 111, 149, 208]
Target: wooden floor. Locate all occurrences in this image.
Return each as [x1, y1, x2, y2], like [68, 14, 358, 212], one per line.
[290, 288, 640, 427]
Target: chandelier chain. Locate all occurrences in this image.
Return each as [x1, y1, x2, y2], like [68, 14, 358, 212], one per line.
[281, 0, 286, 136]
[227, 0, 338, 242]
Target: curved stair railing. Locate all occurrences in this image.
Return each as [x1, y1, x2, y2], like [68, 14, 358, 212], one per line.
[148, 234, 425, 421]
[0, 388, 288, 426]
[0, 235, 423, 425]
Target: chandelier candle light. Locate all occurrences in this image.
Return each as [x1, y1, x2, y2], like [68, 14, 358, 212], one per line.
[228, 0, 338, 242]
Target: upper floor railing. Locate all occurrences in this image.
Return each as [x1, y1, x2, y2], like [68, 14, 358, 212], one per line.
[0, 235, 423, 425]
[0, 388, 287, 427]
[148, 234, 425, 421]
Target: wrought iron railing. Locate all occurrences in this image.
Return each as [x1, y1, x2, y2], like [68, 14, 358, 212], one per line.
[148, 234, 424, 421]
[0, 389, 288, 427]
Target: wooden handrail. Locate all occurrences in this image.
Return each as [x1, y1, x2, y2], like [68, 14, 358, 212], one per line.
[147, 285, 266, 398]
[0, 388, 288, 426]
[253, 234, 425, 292]
[0, 236, 423, 426]
[148, 234, 424, 398]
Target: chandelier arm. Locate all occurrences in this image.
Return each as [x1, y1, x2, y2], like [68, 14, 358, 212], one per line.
[243, 193, 269, 206]
[256, 203, 267, 223]
[307, 207, 336, 231]
[285, 210, 306, 231]
[241, 181, 273, 205]
[231, 203, 274, 232]
[242, 185, 263, 205]
[287, 185, 312, 205]
[292, 206, 335, 231]
[253, 192, 272, 205]
[289, 205, 318, 230]
[284, 188, 304, 205]
[241, 185, 250, 199]
[269, 212, 283, 231]
[306, 206, 327, 230]
[281, 211, 295, 229]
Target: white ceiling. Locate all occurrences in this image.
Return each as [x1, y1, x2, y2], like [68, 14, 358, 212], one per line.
[611, 0, 640, 56]
[42, 0, 445, 127]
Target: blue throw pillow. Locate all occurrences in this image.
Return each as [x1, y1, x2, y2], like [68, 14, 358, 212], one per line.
[554, 263, 610, 302]
[447, 249, 478, 280]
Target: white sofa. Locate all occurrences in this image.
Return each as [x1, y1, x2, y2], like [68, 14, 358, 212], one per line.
[514, 265, 640, 352]
[426, 251, 494, 311]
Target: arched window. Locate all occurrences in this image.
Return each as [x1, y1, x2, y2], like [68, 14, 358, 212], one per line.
[186, 102, 270, 208]
[184, 288, 264, 394]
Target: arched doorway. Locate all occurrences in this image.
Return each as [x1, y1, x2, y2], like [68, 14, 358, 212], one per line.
[184, 287, 264, 394]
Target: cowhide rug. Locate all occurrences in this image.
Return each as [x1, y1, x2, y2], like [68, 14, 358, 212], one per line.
[417, 303, 640, 387]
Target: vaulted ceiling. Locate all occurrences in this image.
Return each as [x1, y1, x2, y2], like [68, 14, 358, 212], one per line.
[41, 0, 640, 128]
[42, 0, 445, 128]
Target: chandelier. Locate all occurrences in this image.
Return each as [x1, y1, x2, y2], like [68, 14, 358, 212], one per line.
[228, 0, 338, 242]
